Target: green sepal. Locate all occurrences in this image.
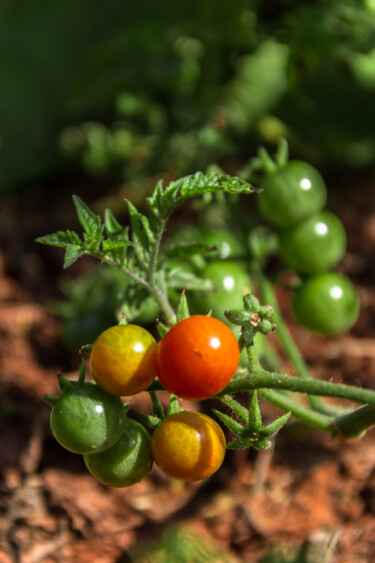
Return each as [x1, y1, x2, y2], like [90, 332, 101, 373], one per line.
[168, 394, 181, 415]
[119, 316, 128, 326]
[149, 391, 165, 419]
[219, 395, 249, 425]
[225, 309, 249, 326]
[176, 291, 190, 322]
[248, 391, 263, 433]
[252, 437, 273, 450]
[260, 411, 291, 438]
[226, 437, 254, 450]
[44, 395, 60, 407]
[212, 409, 247, 437]
[57, 373, 75, 393]
[133, 411, 161, 430]
[72, 195, 103, 238]
[156, 320, 169, 337]
[243, 294, 260, 313]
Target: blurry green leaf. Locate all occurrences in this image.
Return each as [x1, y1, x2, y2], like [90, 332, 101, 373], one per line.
[36, 230, 81, 248]
[72, 195, 103, 238]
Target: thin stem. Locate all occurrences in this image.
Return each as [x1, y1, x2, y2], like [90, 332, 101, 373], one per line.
[95, 253, 149, 288]
[255, 271, 344, 416]
[258, 389, 332, 432]
[221, 367, 375, 406]
[333, 404, 375, 438]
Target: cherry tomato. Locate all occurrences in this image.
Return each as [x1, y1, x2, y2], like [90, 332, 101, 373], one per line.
[50, 382, 127, 454]
[189, 261, 251, 324]
[151, 411, 226, 482]
[90, 324, 157, 396]
[155, 315, 239, 400]
[257, 161, 327, 228]
[292, 272, 360, 335]
[279, 211, 347, 274]
[199, 227, 244, 260]
[84, 418, 152, 487]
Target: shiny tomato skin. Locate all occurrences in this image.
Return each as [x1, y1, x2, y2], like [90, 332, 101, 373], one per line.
[151, 411, 226, 482]
[155, 315, 240, 400]
[257, 161, 327, 228]
[292, 272, 360, 335]
[90, 324, 157, 396]
[50, 382, 127, 454]
[84, 418, 152, 488]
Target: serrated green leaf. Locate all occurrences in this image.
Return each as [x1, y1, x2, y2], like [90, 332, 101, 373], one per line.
[36, 230, 81, 248]
[260, 411, 291, 438]
[63, 245, 86, 268]
[165, 242, 216, 260]
[176, 291, 190, 322]
[248, 391, 263, 433]
[226, 437, 254, 450]
[104, 208, 124, 237]
[166, 269, 214, 291]
[127, 200, 150, 266]
[72, 195, 103, 238]
[179, 172, 257, 198]
[212, 409, 247, 437]
[102, 238, 132, 252]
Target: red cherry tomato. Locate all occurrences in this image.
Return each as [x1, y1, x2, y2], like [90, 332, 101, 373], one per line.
[151, 411, 226, 481]
[155, 315, 240, 400]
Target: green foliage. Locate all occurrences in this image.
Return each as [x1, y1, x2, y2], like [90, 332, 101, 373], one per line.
[3, 1, 375, 191]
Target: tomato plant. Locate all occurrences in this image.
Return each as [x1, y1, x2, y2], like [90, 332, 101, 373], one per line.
[151, 411, 226, 482]
[279, 211, 347, 274]
[48, 381, 127, 454]
[90, 324, 157, 396]
[84, 417, 152, 487]
[292, 272, 360, 335]
[156, 315, 240, 400]
[257, 161, 327, 228]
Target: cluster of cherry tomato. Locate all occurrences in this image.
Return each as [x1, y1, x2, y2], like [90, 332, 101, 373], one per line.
[48, 316, 239, 487]
[257, 160, 360, 335]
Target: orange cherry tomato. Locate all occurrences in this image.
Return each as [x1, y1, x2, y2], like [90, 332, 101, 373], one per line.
[155, 315, 239, 400]
[151, 411, 226, 481]
[90, 324, 157, 396]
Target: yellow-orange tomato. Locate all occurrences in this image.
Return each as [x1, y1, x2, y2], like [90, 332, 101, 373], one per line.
[151, 411, 226, 482]
[155, 315, 240, 400]
[90, 325, 157, 396]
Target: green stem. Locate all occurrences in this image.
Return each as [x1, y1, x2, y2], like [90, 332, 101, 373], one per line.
[255, 271, 344, 416]
[221, 367, 375, 406]
[147, 216, 177, 326]
[258, 389, 332, 432]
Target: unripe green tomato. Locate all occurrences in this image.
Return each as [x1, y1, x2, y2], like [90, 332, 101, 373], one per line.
[50, 382, 127, 454]
[189, 261, 251, 323]
[84, 418, 152, 488]
[292, 272, 360, 335]
[199, 227, 244, 260]
[279, 211, 347, 274]
[257, 161, 327, 228]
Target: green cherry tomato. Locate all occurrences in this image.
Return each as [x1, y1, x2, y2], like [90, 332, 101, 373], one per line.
[189, 261, 251, 323]
[50, 382, 127, 454]
[156, 315, 240, 400]
[151, 411, 226, 482]
[292, 272, 360, 335]
[279, 211, 347, 274]
[257, 161, 327, 228]
[199, 227, 244, 260]
[84, 418, 152, 488]
[90, 324, 157, 396]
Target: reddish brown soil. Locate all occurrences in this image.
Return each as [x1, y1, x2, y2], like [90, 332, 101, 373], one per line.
[1, 175, 375, 562]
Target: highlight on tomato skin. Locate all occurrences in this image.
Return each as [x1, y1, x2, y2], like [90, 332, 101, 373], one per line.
[151, 411, 226, 482]
[90, 324, 157, 396]
[155, 315, 240, 401]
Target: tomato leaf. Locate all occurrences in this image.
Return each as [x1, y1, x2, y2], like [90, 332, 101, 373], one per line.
[72, 195, 103, 238]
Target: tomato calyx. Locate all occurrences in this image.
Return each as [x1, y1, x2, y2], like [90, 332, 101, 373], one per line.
[225, 293, 276, 348]
[214, 391, 290, 451]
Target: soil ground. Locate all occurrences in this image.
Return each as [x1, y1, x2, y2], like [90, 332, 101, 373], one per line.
[1, 173, 375, 562]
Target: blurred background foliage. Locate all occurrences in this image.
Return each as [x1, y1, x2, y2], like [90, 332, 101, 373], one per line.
[1, 0, 375, 192]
